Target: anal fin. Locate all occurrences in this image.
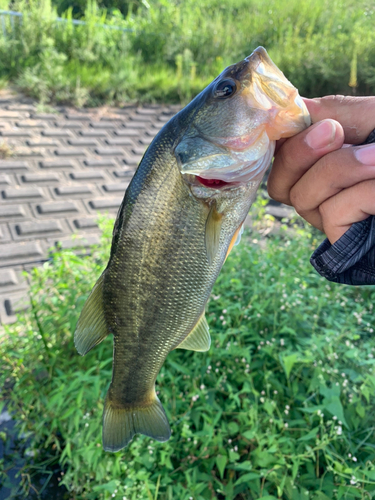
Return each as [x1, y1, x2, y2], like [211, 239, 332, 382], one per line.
[205, 202, 223, 264]
[176, 312, 210, 352]
[74, 273, 109, 356]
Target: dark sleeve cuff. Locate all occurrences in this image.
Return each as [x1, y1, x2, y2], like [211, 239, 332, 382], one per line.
[310, 216, 375, 285]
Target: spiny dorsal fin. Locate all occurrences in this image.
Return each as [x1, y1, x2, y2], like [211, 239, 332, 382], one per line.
[74, 273, 109, 356]
[102, 390, 171, 452]
[205, 202, 223, 264]
[176, 313, 210, 352]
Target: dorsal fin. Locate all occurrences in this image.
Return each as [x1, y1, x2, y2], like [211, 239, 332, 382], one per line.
[176, 312, 210, 352]
[74, 273, 110, 355]
[205, 202, 223, 264]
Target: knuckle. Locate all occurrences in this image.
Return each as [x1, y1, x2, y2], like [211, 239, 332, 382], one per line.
[289, 187, 305, 215]
[318, 200, 332, 225]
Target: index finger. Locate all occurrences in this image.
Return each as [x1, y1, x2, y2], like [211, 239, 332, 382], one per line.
[304, 96, 375, 144]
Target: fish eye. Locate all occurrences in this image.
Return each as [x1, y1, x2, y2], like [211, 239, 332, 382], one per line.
[213, 79, 237, 99]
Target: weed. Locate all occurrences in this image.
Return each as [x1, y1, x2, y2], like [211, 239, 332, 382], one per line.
[0, 0, 374, 105]
[0, 141, 13, 159]
[2, 204, 375, 499]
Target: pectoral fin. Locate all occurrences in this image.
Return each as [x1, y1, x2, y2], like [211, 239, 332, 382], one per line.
[205, 203, 223, 264]
[74, 273, 110, 355]
[176, 312, 210, 352]
[225, 223, 244, 260]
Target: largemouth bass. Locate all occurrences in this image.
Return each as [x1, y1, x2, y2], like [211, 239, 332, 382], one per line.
[74, 47, 310, 452]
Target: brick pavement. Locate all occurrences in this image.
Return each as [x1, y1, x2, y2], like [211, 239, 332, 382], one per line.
[0, 89, 181, 326]
[0, 90, 293, 327]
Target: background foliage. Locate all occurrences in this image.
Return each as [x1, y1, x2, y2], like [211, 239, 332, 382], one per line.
[0, 0, 374, 105]
[2, 205, 375, 499]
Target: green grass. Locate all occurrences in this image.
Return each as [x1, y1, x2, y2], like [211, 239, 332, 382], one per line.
[2, 203, 375, 499]
[0, 0, 374, 105]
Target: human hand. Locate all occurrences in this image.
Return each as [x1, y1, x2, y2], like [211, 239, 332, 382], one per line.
[268, 96, 375, 244]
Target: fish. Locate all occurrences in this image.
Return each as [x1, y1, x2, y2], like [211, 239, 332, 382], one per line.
[74, 46, 310, 452]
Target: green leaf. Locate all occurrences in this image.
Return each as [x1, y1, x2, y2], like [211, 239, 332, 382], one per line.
[216, 455, 227, 479]
[234, 472, 260, 486]
[280, 353, 299, 379]
[298, 427, 319, 441]
[313, 492, 332, 500]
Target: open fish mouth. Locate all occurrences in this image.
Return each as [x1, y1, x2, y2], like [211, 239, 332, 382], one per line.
[176, 46, 310, 187]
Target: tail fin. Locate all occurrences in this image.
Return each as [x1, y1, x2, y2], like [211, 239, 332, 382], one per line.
[102, 391, 171, 452]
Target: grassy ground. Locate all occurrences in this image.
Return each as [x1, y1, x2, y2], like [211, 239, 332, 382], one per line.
[0, 0, 374, 106]
[2, 203, 375, 499]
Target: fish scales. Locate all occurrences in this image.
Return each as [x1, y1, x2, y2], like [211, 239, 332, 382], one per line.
[74, 46, 311, 452]
[104, 130, 251, 402]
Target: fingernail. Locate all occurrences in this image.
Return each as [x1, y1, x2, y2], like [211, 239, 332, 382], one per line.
[354, 144, 375, 165]
[305, 120, 337, 149]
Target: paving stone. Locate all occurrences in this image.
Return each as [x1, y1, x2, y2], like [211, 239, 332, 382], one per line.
[0, 241, 44, 264]
[68, 138, 99, 147]
[31, 113, 58, 120]
[139, 136, 153, 146]
[114, 129, 140, 137]
[102, 183, 129, 193]
[150, 123, 165, 131]
[16, 120, 47, 128]
[131, 146, 147, 156]
[54, 121, 83, 129]
[0, 204, 27, 219]
[146, 129, 160, 137]
[0, 224, 11, 242]
[47, 234, 100, 252]
[27, 139, 59, 147]
[72, 217, 99, 230]
[0, 292, 30, 325]
[88, 198, 122, 210]
[79, 129, 108, 137]
[13, 219, 64, 237]
[42, 129, 72, 137]
[158, 115, 171, 122]
[65, 113, 91, 121]
[69, 171, 106, 181]
[95, 147, 124, 156]
[105, 137, 133, 146]
[0, 111, 23, 119]
[0, 174, 11, 186]
[55, 148, 86, 156]
[84, 158, 117, 167]
[2, 187, 44, 200]
[8, 104, 36, 112]
[123, 156, 142, 167]
[54, 185, 93, 196]
[123, 122, 147, 129]
[0, 129, 32, 137]
[13, 147, 44, 158]
[20, 172, 60, 183]
[40, 159, 75, 169]
[90, 121, 116, 129]
[113, 169, 134, 179]
[136, 108, 158, 115]
[0, 158, 30, 173]
[0, 268, 19, 288]
[129, 115, 153, 123]
[36, 201, 80, 216]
